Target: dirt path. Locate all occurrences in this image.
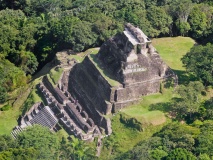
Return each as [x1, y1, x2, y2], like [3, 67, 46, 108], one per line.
[96, 136, 103, 157]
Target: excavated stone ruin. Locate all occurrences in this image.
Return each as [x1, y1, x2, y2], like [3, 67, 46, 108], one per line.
[12, 23, 175, 141]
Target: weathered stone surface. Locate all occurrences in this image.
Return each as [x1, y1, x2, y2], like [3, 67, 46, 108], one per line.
[98, 23, 173, 85]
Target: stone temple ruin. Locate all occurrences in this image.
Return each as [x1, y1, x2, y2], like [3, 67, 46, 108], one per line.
[12, 23, 175, 141]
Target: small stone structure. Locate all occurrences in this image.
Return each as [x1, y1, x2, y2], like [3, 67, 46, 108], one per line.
[12, 23, 175, 141]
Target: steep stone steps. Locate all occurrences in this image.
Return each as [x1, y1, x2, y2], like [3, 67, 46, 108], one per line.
[11, 126, 23, 139]
[38, 76, 99, 139]
[67, 74, 112, 134]
[42, 76, 69, 104]
[64, 102, 94, 133]
[59, 111, 96, 141]
[29, 106, 58, 129]
[69, 64, 111, 115]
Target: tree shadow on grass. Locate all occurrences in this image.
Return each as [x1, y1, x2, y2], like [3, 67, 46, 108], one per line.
[32, 62, 54, 81]
[163, 77, 174, 88]
[20, 94, 34, 116]
[149, 102, 172, 113]
[172, 69, 198, 85]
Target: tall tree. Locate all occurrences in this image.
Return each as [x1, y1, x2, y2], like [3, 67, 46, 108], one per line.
[147, 6, 172, 37]
[172, 81, 204, 120]
[196, 120, 213, 156]
[166, 148, 196, 160]
[169, 0, 194, 36]
[0, 9, 38, 74]
[71, 20, 98, 51]
[17, 125, 60, 160]
[170, 0, 194, 22]
[0, 58, 27, 93]
[188, 5, 208, 38]
[182, 44, 213, 86]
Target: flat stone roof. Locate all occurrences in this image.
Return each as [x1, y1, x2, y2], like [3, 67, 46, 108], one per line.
[124, 23, 151, 45]
[123, 29, 139, 45]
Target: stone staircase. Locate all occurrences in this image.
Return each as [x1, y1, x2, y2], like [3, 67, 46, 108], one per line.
[36, 72, 101, 141]
[11, 126, 23, 139]
[11, 102, 58, 138]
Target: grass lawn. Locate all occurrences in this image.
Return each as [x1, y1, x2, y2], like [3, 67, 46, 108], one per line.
[67, 48, 99, 63]
[100, 113, 169, 159]
[121, 88, 175, 125]
[152, 37, 196, 84]
[0, 85, 32, 135]
[49, 67, 64, 85]
[152, 36, 195, 71]
[0, 108, 20, 135]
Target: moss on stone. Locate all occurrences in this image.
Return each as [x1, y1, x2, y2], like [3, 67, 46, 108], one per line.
[88, 52, 120, 87]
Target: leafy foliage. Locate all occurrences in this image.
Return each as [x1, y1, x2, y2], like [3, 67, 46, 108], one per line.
[118, 121, 213, 159]
[0, 0, 212, 92]
[196, 121, 213, 156]
[171, 81, 204, 120]
[166, 148, 196, 160]
[0, 125, 96, 160]
[17, 125, 60, 159]
[0, 87, 7, 103]
[0, 58, 27, 97]
[0, 0, 213, 159]
[182, 44, 213, 86]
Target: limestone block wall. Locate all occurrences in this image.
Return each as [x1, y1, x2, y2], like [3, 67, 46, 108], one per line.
[82, 57, 112, 100]
[69, 61, 112, 115]
[113, 99, 140, 112]
[115, 80, 160, 101]
[64, 102, 93, 133]
[97, 34, 130, 77]
[67, 71, 112, 134]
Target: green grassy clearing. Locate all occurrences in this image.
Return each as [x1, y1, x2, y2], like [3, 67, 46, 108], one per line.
[152, 37, 196, 84]
[121, 88, 175, 125]
[47, 67, 64, 87]
[0, 85, 32, 135]
[0, 107, 20, 135]
[49, 67, 64, 85]
[152, 37, 195, 71]
[100, 113, 169, 159]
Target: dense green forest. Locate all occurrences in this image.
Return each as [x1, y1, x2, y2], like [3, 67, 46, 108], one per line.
[0, 0, 213, 159]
